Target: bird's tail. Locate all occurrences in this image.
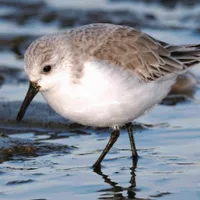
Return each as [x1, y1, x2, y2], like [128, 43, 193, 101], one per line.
[166, 44, 200, 68]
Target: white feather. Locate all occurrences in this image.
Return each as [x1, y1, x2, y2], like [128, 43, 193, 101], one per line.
[42, 60, 177, 127]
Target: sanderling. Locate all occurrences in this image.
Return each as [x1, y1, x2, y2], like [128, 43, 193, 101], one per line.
[16, 23, 200, 168]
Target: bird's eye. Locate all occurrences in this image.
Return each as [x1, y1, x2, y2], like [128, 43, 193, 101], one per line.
[43, 65, 51, 73]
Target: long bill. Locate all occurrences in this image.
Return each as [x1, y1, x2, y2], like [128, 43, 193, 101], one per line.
[16, 81, 40, 122]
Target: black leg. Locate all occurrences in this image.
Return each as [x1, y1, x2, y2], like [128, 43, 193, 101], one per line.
[93, 127, 120, 169]
[126, 123, 138, 162]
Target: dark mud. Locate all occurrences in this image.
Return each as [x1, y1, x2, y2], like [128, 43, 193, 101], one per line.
[0, 133, 72, 163]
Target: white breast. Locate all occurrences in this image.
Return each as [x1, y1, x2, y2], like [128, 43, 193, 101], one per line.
[42, 60, 177, 127]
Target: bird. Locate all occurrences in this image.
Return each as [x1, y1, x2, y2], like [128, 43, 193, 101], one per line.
[16, 23, 200, 168]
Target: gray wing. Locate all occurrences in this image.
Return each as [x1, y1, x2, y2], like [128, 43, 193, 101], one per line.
[92, 26, 186, 82]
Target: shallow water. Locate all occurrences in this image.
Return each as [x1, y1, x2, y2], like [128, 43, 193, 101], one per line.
[0, 0, 200, 200]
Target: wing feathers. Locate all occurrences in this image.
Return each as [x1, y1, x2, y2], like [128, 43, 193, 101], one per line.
[85, 24, 200, 82]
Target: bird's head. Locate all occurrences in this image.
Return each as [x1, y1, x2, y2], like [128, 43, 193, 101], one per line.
[16, 34, 73, 122]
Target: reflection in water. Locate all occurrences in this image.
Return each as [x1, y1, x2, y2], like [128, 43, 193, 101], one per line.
[93, 162, 147, 200]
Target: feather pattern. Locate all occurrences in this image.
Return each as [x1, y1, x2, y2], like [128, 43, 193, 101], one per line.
[87, 25, 188, 82]
[64, 24, 200, 82]
[25, 23, 200, 82]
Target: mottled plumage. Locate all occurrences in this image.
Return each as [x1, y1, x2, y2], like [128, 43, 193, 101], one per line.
[25, 23, 200, 83]
[17, 23, 200, 167]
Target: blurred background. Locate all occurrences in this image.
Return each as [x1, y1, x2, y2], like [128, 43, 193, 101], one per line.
[0, 0, 200, 200]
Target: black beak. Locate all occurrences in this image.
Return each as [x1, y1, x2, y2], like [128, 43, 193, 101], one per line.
[16, 81, 40, 122]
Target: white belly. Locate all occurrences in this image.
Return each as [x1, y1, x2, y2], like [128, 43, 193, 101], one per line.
[42, 60, 176, 127]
